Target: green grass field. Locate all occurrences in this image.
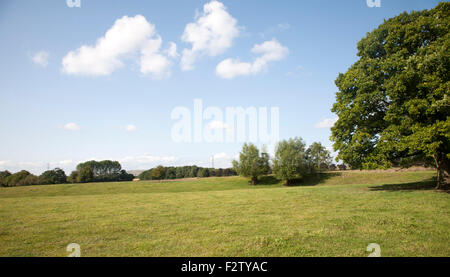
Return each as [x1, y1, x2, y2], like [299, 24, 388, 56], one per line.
[0, 170, 448, 257]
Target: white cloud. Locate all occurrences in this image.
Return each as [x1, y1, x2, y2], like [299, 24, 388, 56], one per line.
[139, 37, 173, 79]
[315, 117, 338, 129]
[120, 155, 177, 163]
[0, 160, 12, 167]
[165, 42, 179, 58]
[119, 155, 178, 169]
[32, 51, 49, 67]
[180, 0, 239, 71]
[216, 39, 288, 79]
[277, 23, 290, 31]
[125, 124, 137, 132]
[63, 122, 80, 131]
[58, 160, 74, 165]
[259, 23, 290, 38]
[213, 152, 228, 159]
[62, 15, 172, 78]
[210, 152, 237, 168]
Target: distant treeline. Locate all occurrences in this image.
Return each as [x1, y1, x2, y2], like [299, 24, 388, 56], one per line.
[138, 165, 238, 180]
[0, 160, 135, 187]
[67, 160, 134, 183]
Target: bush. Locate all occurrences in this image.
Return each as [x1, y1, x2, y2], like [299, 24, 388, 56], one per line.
[118, 170, 134, 181]
[39, 168, 67, 185]
[198, 168, 210, 178]
[0, 170, 12, 187]
[67, 171, 79, 183]
[233, 143, 270, 185]
[77, 167, 94, 183]
[273, 137, 312, 185]
[4, 170, 39, 187]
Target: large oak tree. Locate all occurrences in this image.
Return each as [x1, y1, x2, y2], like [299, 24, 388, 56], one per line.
[331, 3, 449, 189]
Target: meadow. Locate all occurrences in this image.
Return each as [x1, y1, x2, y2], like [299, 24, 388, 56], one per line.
[0, 170, 448, 257]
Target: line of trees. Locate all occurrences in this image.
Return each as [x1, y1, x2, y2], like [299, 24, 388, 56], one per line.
[138, 165, 238, 180]
[67, 160, 134, 183]
[0, 160, 134, 187]
[0, 168, 67, 187]
[233, 138, 338, 185]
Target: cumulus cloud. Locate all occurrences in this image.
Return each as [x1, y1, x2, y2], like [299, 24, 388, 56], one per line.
[315, 117, 338, 129]
[62, 15, 172, 78]
[63, 122, 80, 131]
[216, 39, 288, 79]
[165, 42, 179, 58]
[180, 0, 239, 70]
[31, 51, 49, 67]
[125, 124, 137, 132]
[212, 152, 230, 159]
[0, 160, 12, 167]
[259, 23, 290, 38]
[119, 155, 178, 169]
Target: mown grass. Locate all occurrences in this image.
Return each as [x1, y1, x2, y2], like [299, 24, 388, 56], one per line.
[0, 170, 448, 257]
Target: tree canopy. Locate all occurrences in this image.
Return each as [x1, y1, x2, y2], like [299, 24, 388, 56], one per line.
[331, 3, 449, 188]
[232, 143, 269, 185]
[39, 168, 67, 184]
[273, 137, 311, 185]
[306, 142, 332, 171]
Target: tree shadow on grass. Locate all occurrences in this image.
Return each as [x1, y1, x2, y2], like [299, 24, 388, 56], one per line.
[280, 172, 341, 187]
[257, 175, 281, 185]
[369, 177, 439, 192]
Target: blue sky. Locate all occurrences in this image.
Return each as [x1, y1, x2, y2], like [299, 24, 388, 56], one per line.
[0, 0, 443, 174]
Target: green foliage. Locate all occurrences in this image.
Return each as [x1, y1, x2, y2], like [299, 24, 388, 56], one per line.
[0, 171, 12, 187]
[331, 3, 450, 187]
[77, 167, 94, 183]
[164, 167, 177, 180]
[306, 142, 332, 171]
[151, 165, 166, 180]
[73, 160, 133, 183]
[138, 166, 236, 180]
[198, 168, 210, 178]
[67, 171, 79, 183]
[118, 170, 134, 182]
[273, 137, 312, 185]
[233, 143, 270, 185]
[39, 168, 67, 185]
[3, 170, 39, 187]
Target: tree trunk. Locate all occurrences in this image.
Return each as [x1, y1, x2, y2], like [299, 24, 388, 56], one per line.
[434, 154, 449, 190]
[250, 176, 258, 185]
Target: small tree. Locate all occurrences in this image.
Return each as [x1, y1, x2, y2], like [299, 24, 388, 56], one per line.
[233, 143, 268, 185]
[306, 142, 332, 171]
[198, 168, 210, 178]
[118, 170, 134, 181]
[152, 165, 166, 180]
[67, 171, 79, 183]
[77, 167, 94, 183]
[165, 167, 176, 179]
[39, 168, 67, 185]
[273, 137, 311, 185]
[0, 171, 11, 187]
